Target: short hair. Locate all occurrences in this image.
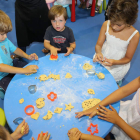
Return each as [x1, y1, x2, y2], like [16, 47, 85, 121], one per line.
[48, 5, 68, 21]
[0, 125, 7, 140]
[107, 0, 138, 25]
[0, 10, 12, 33]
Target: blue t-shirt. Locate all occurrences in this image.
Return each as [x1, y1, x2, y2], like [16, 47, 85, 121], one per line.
[0, 38, 17, 80]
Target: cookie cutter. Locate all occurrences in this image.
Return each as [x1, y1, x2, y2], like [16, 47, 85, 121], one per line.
[86, 69, 96, 76]
[24, 105, 35, 115]
[28, 85, 37, 94]
[13, 117, 23, 125]
[47, 92, 57, 101]
[87, 123, 99, 135]
[37, 133, 46, 140]
[50, 54, 58, 60]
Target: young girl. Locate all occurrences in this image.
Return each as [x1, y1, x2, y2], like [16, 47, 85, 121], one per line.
[75, 76, 140, 140]
[93, 0, 139, 86]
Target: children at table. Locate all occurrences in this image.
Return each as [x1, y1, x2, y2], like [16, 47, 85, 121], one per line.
[0, 10, 38, 99]
[93, 0, 139, 86]
[43, 5, 76, 56]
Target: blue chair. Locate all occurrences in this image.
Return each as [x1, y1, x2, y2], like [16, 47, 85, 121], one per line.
[0, 108, 6, 126]
[54, 1, 71, 18]
[0, 87, 5, 100]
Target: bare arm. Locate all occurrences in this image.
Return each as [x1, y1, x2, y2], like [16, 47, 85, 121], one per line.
[80, 133, 104, 140]
[70, 42, 76, 52]
[44, 40, 54, 50]
[14, 48, 29, 59]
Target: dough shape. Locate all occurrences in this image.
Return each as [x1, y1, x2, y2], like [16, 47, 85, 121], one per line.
[31, 112, 40, 120]
[65, 103, 74, 111]
[39, 74, 48, 82]
[36, 98, 45, 109]
[54, 107, 63, 114]
[21, 126, 24, 135]
[87, 89, 95, 94]
[65, 73, 72, 78]
[97, 72, 105, 79]
[53, 74, 60, 80]
[48, 73, 55, 79]
[43, 110, 53, 120]
[82, 98, 101, 111]
[19, 98, 24, 104]
[83, 63, 93, 70]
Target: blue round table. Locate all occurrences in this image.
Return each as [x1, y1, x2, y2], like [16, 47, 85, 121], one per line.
[4, 54, 119, 140]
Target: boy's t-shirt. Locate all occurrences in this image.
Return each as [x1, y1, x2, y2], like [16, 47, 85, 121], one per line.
[44, 26, 75, 53]
[0, 38, 17, 80]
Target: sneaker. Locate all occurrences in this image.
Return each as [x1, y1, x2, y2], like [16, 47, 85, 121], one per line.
[87, 5, 92, 10]
[95, 7, 99, 13]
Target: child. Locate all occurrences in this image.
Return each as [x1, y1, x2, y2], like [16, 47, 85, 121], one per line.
[75, 76, 140, 140]
[78, 0, 88, 9]
[0, 120, 29, 140]
[0, 10, 38, 99]
[93, 0, 139, 86]
[43, 5, 76, 56]
[32, 131, 50, 140]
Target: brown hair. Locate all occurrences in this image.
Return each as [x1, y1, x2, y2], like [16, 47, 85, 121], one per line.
[107, 0, 138, 25]
[0, 10, 12, 33]
[0, 125, 7, 140]
[48, 5, 68, 21]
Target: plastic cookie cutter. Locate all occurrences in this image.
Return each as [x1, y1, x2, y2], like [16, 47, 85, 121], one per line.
[37, 133, 46, 140]
[47, 92, 57, 101]
[13, 117, 23, 125]
[24, 105, 35, 115]
[50, 54, 58, 60]
[87, 123, 99, 135]
[86, 69, 96, 76]
[28, 85, 37, 94]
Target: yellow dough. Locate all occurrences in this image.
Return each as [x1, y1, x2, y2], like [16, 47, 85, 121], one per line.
[50, 57, 58, 60]
[65, 103, 74, 111]
[82, 98, 101, 111]
[48, 73, 55, 79]
[87, 89, 95, 94]
[36, 98, 45, 109]
[31, 112, 40, 120]
[39, 74, 48, 82]
[53, 74, 60, 80]
[19, 98, 24, 104]
[21, 126, 24, 135]
[83, 63, 93, 70]
[97, 72, 105, 79]
[43, 110, 53, 120]
[54, 107, 63, 114]
[65, 73, 72, 78]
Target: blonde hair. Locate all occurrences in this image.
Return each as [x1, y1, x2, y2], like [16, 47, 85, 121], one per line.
[48, 5, 68, 20]
[0, 125, 7, 140]
[0, 10, 12, 33]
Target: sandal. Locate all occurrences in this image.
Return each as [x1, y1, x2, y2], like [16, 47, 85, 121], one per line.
[42, 48, 50, 53]
[11, 54, 20, 59]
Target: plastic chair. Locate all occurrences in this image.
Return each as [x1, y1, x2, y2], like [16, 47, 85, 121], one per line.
[0, 87, 5, 100]
[0, 108, 6, 126]
[96, 0, 106, 14]
[46, 0, 55, 9]
[54, 1, 71, 18]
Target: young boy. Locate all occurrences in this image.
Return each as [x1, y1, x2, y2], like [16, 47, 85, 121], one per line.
[0, 10, 38, 99]
[43, 5, 76, 56]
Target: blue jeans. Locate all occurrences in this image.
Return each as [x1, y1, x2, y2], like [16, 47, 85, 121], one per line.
[0, 58, 27, 91]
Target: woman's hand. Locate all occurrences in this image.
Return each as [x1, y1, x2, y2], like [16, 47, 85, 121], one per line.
[97, 105, 120, 124]
[93, 53, 104, 62]
[101, 58, 114, 66]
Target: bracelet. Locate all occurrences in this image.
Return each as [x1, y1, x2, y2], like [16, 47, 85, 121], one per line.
[24, 105, 35, 115]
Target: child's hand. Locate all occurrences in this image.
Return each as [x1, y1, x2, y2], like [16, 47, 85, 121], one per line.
[11, 120, 29, 140]
[97, 105, 120, 124]
[28, 53, 38, 60]
[32, 131, 50, 140]
[102, 58, 114, 66]
[50, 46, 61, 56]
[64, 47, 73, 56]
[75, 107, 97, 118]
[67, 128, 82, 140]
[24, 65, 39, 74]
[93, 53, 104, 62]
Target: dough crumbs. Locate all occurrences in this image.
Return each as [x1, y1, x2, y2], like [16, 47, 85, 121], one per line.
[39, 74, 48, 82]
[31, 112, 40, 120]
[35, 77, 37, 79]
[36, 98, 45, 109]
[19, 98, 24, 104]
[65, 103, 74, 111]
[54, 107, 63, 114]
[87, 89, 95, 94]
[65, 73, 72, 78]
[43, 110, 53, 120]
[21, 126, 24, 135]
[83, 63, 93, 70]
[82, 98, 101, 111]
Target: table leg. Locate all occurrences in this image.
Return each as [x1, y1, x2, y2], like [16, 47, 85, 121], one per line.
[71, 0, 76, 22]
[90, 0, 95, 16]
